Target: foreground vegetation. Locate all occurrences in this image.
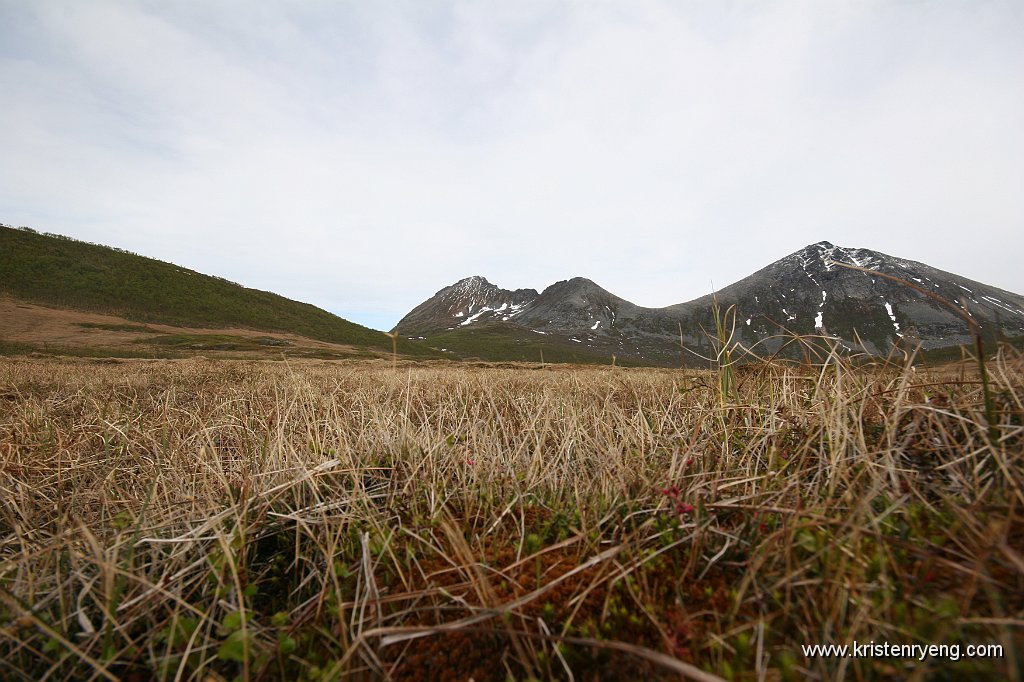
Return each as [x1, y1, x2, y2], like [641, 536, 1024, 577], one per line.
[1, 350, 1022, 680]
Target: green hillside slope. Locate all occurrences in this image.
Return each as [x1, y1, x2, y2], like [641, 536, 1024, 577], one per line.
[0, 225, 430, 356]
[409, 323, 650, 366]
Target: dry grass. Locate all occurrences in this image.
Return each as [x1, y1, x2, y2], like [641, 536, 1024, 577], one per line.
[0, 297, 381, 359]
[0, 350, 1022, 681]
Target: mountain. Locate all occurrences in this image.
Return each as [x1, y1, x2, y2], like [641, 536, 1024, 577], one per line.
[397, 276, 538, 334]
[395, 241, 1024, 366]
[0, 225, 436, 359]
[664, 242, 1024, 357]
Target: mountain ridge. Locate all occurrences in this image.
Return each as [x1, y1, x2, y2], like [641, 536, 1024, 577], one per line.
[394, 241, 1024, 365]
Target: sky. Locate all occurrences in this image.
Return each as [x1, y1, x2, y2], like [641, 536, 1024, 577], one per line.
[2, 1, 1022, 331]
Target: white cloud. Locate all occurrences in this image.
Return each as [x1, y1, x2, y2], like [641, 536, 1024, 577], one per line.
[1, 1, 1021, 329]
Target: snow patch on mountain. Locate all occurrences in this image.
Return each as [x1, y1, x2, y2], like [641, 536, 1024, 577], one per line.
[884, 302, 903, 338]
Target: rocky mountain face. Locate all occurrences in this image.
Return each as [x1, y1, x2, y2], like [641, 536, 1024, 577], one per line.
[665, 242, 1024, 358]
[396, 276, 538, 335]
[394, 242, 1024, 365]
[514, 278, 645, 334]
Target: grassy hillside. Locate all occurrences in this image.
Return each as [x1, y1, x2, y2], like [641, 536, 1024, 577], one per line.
[410, 323, 651, 367]
[0, 225, 432, 356]
[407, 313, 1020, 369]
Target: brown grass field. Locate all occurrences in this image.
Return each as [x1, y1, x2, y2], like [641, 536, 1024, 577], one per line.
[1, 349, 1022, 680]
[0, 297, 385, 360]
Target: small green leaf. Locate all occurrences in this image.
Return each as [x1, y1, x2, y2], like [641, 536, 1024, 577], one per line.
[166, 616, 199, 648]
[222, 611, 243, 633]
[217, 630, 249, 662]
[112, 511, 133, 530]
[278, 634, 297, 655]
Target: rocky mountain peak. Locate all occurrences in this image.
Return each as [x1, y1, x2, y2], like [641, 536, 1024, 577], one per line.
[450, 275, 491, 292]
[394, 242, 1024, 363]
[392, 276, 538, 334]
[539, 277, 603, 297]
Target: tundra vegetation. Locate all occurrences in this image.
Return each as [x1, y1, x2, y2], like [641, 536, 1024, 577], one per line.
[0, 348, 1021, 680]
[0, 225, 434, 359]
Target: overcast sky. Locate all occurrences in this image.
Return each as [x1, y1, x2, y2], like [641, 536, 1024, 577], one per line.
[2, 1, 1022, 331]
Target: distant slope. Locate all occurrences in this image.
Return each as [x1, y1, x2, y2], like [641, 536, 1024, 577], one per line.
[0, 225, 432, 357]
[396, 241, 1024, 366]
[662, 242, 1024, 356]
[413, 323, 648, 367]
